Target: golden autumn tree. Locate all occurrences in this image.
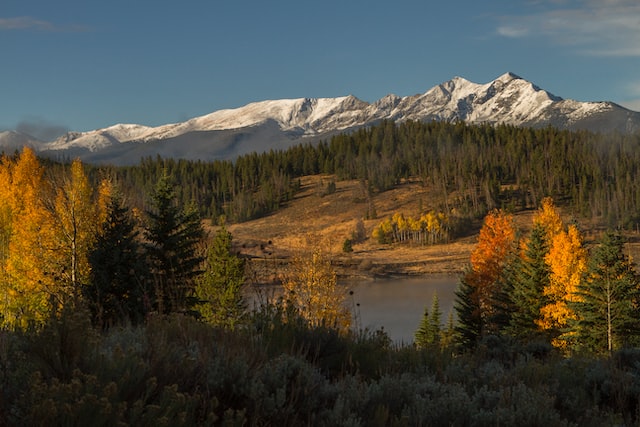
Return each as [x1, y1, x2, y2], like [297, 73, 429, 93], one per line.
[0, 148, 58, 328]
[539, 224, 587, 346]
[0, 151, 107, 329]
[533, 197, 563, 242]
[457, 209, 517, 340]
[504, 198, 563, 342]
[0, 158, 13, 272]
[282, 237, 351, 334]
[469, 209, 517, 295]
[50, 159, 104, 298]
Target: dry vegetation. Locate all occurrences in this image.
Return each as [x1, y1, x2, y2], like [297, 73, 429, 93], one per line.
[225, 175, 474, 283]
[220, 174, 640, 284]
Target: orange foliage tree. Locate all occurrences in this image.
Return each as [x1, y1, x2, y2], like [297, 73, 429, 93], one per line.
[465, 209, 517, 335]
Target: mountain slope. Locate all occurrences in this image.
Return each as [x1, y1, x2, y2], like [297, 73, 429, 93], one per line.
[4, 72, 639, 165]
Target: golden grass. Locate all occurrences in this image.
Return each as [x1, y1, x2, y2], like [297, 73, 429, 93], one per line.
[221, 174, 640, 282]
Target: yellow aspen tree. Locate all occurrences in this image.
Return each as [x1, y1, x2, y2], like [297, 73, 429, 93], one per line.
[372, 217, 393, 244]
[0, 157, 13, 268]
[423, 211, 436, 244]
[392, 212, 405, 242]
[96, 178, 113, 229]
[533, 197, 563, 241]
[539, 224, 587, 345]
[51, 159, 99, 299]
[0, 156, 14, 319]
[2, 148, 58, 328]
[282, 237, 351, 334]
[407, 216, 421, 243]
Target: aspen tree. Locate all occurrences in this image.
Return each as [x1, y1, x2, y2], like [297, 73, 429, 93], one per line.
[539, 224, 587, 347]
[455, 209, 517, 343]
[282, 237, 351, 334]
[1, 148, 57, 328]
[51, 159, 99, 297]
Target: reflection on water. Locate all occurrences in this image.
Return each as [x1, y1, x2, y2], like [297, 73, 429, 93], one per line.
[246, 275, 461, 346]
[345, 276, 459, 345]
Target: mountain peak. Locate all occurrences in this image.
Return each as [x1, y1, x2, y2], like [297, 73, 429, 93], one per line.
[497, 72, 522, 82]
[6, 72, 636, 165]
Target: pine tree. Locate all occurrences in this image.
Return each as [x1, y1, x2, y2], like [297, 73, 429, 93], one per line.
[454, 272, 482, 351]
[570, 231, 640, 354]
[86, 188, 145, 327]
[144, 172, 204, 315]
[506, 223, 550, 342]
[440, 310, 456, 349]
[414, 293, 442, 348]
[429, 292, 442, 344]
[415, 307, 431, 349]
[195, 223, 246, 329]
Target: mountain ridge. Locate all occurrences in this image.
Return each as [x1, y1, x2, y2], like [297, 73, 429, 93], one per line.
[3, 72, 639, 165]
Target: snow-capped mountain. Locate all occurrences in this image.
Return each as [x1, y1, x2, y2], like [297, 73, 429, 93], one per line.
[4, 73, 640, 165]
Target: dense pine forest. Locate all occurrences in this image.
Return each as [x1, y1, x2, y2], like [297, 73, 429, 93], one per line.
[84, 120, 640, 230]
[3, 122, 640, 424]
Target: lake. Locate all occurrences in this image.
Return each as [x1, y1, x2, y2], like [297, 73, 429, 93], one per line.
[247, 275, 460, 346]
[344, 276, 459, 345]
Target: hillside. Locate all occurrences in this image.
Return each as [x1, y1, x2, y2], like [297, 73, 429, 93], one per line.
[227, 175, 482, 282]
[226, 175, 640, 284]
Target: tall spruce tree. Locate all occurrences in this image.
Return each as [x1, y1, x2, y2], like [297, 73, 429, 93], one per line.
[414, 293, 442, 348]
[570, 231, 640, 354]
[454, 272, 482, 351]
[86, 190, 145, 327]
[195, 223, 246, 329]
[505, 223, 550, 342]
[144, 172, 204, 315]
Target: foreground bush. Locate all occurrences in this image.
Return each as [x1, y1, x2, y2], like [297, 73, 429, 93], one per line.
[1, 310, 640, 425]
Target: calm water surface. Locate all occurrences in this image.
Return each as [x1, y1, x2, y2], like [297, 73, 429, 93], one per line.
[247, 275, 460, 346]
[345, 276, 459, 345]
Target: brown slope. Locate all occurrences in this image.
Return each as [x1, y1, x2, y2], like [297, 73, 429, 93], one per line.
[224, 176, 640, 284]
[225, 175, 476, 283]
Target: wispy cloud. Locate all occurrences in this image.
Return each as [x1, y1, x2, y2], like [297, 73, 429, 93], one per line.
[0, 16, 88, 32]
[496, 0, 640, 57]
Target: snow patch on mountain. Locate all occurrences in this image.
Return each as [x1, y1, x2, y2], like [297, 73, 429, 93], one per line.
[12, 72, 638, 162]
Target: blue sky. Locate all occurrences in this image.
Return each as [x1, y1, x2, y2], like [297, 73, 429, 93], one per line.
[2, 0, 639, 139]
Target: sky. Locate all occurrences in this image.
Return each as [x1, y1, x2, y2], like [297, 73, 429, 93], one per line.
[2, 0, 640, 140]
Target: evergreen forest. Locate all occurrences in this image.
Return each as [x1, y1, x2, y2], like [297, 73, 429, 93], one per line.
[2, 121, 640, 425]
[89, 120, 640, 228]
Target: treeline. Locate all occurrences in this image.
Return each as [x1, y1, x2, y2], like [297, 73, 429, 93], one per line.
[84, 120, 640, 229]
[372, 211, 450, 245]
[88, 155, 299, 223]
[0, 148, 245, 330]
[454, 198, 640, 355]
